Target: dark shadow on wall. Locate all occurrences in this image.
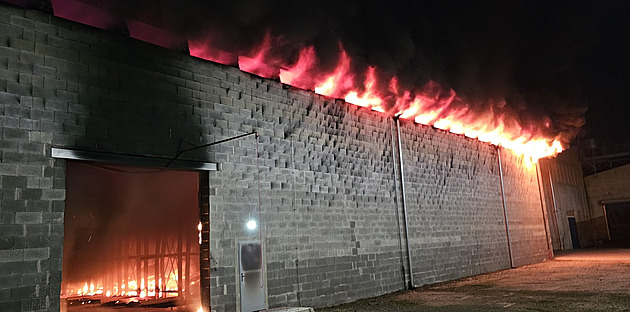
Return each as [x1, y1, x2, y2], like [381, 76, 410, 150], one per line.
[72, 32, 207, 161]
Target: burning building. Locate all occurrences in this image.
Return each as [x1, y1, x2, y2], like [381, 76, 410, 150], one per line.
[0, 1, 594, 312]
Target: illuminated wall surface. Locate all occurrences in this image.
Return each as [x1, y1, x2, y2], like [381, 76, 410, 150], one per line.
[0, 4, 553, 311]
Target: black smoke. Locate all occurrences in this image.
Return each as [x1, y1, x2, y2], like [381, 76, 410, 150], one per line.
[17, 0, 630, 144]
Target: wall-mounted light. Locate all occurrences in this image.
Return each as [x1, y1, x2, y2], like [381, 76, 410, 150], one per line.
[246, 220, 257, 230]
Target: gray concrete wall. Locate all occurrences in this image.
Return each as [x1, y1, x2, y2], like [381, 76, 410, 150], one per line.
[0, 4, 550, 311]
[500, 151, 549, 266]
[398, 124, 509, 283]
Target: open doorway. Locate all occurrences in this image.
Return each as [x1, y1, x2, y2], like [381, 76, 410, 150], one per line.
[61, 161, 204, 311]
[605, 202, 630, 247]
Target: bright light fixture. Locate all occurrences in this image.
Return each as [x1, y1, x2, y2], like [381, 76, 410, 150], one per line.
[246, 220, 257, 230]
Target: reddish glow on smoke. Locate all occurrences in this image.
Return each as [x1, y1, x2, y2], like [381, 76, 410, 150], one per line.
[126, 19, 183, 50]
[344, 67, 384, 112]
[49, 0, 118, 31]
[279, 46, 317, 89]
[189, 39, 238, 65]
[314, 48, 354, 98]
[238, 32, 281, 78]
[221, 36, 563, 161]
[41, 1, 566, 161]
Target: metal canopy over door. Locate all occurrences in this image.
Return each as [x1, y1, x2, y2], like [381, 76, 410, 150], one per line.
[239, 241, 266, 312]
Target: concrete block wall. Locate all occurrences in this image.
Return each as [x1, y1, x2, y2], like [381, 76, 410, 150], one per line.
[205, 84, 406, 310]
[499, 151, 549, 266]
[0, 4, 551, 311]
[398, 122, 510, 285]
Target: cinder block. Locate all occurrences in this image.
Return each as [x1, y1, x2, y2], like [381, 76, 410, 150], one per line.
[9, 15, 34, 30]
[43, 76, 66, 90]
[0, 249, 23, 263]
[6, 82, 31, 96]
[2, 176, 27, 188]
[23, 247, 48, 261]
[9, 37, 33, 51]
[0, 300, 20, 311]
[41, 189, 64, 200]
[9, 285, 36, 300]
[0, 68, 19, 84]
[15, 212, 42, 224]
[18, 189, 41, 200]
[0, 22, 23, 38]
[0, 115, 20, 128]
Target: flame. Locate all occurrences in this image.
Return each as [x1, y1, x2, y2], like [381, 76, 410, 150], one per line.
[279, 46, 317, 89]
[238, 32, 281, 78]
[314, 47, 354, 97]
[191, 33, 566, 161]
[344, 67, 383, 112]
[65, 271, 184, 299]
[198, 222, 203, 244]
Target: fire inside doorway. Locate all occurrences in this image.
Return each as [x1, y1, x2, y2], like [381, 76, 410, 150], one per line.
[61, 161, 204, 311]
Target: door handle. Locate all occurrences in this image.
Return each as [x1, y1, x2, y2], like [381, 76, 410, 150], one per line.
[241, 273, 245, 282]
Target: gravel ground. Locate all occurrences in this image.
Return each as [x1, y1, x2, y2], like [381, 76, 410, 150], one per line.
[318, 248, 630, 312]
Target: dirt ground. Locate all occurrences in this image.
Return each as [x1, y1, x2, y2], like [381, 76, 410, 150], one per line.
[318, 248, 630, 312]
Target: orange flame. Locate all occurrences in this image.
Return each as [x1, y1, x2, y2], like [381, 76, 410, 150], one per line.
[344, 67, 384, 112]
[314, 47, 354, 97]
[279, 46, 317, 89]
[194, 34, 565, 161]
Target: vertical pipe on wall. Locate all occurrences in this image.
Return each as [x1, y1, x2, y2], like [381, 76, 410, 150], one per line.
[395, 117, 415, 289]
[535, 161, 554, 260]
[496, 147, 514, 268]
[290, 137, 302, 305]
[390, 118, 407, 290]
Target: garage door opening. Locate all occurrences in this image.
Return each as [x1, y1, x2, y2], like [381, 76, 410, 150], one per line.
[605, 202, 630, 247]
[61, 161, 205, 311]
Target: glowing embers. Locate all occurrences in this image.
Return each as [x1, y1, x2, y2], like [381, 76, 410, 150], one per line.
[61, 162, 201, 310]
[63, 236, 197, 300]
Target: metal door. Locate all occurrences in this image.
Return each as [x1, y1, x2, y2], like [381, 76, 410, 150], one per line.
[568, 217, 580, 249]
[239, 241, 265, 312]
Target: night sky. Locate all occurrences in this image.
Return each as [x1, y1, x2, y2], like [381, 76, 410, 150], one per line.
[7, 0, 630, 145]
[212, 0, 629, 145]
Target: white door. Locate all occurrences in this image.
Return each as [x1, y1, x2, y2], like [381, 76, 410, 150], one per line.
[239, 241, 265, 312]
